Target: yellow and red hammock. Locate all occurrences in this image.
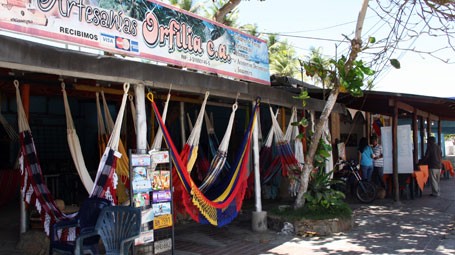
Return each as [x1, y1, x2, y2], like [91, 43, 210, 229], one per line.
[149, 93, 260, 227]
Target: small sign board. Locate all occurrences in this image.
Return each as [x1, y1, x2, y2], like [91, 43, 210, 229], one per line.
[154, 238, 172, 254]
[134, 230, 154, 245]
[153, 214, 173, 230]
[150, 151, 170, 164]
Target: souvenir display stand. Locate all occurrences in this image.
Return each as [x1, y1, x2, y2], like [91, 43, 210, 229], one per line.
[129, 149, 174, 255]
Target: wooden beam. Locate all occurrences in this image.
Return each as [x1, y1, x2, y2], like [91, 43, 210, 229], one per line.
[73, 84, 129, 96]
[390, 99, 440, 121]
[393, 100, 414, 113]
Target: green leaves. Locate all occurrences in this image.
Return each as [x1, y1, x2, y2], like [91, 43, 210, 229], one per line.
[304, 169, 346, 211]
[333, 56, 375, 97]
[390, 59, 401, 69]
[293, 90, 310, 107]
[292, 116, 309, 129]
[368, 36, 376, 44]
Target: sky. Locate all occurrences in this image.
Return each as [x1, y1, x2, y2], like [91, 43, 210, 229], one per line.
[235, 0, 455, 98]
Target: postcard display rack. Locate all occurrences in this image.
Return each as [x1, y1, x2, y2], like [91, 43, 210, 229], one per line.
[129, 150, 174, 255]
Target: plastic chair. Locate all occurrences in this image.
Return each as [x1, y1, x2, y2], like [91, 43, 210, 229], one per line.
[49, 197, 111, 255]
[75, 206, 141, 255]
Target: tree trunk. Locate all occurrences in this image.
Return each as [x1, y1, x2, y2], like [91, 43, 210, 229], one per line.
[214, 0, 241, 23]
[293, 0, 369, 209]
[294, 86, 341, 208]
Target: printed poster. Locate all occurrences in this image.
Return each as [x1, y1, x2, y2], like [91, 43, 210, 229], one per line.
[132, 167, 152, 192]
[131, 154, 151, 167]
[150, 151, 170, 164]
[381, 125, 413, 174]
[152, 202, 171, 216]
[151, 171, 170, 190]
[135, 230, 154, 245]
[141, 208, 154, 224]
[152, 190, 172, 203]
[133, 192, 150, 208]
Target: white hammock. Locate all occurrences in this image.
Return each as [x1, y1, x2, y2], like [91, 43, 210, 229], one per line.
[284, 107, 304, 165]
[62, 83, 94, 193]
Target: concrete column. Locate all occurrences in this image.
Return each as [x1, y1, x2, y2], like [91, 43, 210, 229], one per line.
[134, 84, 147, 151]
[252, 101, 267, 232]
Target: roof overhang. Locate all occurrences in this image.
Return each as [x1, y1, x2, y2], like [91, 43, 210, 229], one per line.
[0, 34, 345, 114]
[307, 89, 455, 121]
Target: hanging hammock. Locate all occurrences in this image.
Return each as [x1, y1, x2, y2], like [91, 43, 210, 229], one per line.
[150, 92, 171, 152]
[15, 80, 129, 236]
[203, 110, 232, 174]
[15, 80, 70, 236]
[186, 111, 209, 184]
[182, 92, 209, 174]
[90, 83, 130, 203]
[97, 91, 130, 204]
[61, 83, 93, 194]
[285, 107, 304, 166]
[165, 92, 209, 217]
[245, 110, 280, 198]
[259, 113, 281, 184]
[269, 106, 303, 196]
[198, 102, 238, 193]
[148, 92, 259, 227]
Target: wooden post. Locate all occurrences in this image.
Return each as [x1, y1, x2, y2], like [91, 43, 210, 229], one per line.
[280, 107, 286, 133]
[420, 117, 425, 159]
[438, 118, 442, 146]
[427, 116, 431, 139]
[365, 112, 371, 142]
[412, 110, 418, 168]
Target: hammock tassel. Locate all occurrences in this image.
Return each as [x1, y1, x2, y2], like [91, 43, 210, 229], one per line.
[191, 186, 218, 226]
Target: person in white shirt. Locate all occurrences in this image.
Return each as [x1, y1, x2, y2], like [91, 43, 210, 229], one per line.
[371, 135, 385, 189]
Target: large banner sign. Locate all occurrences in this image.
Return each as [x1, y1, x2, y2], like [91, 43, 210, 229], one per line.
[0, 0, 270, 85]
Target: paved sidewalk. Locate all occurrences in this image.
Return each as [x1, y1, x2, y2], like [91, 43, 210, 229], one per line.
[1, 177, 455, 254]
[174, 177, 455, 255]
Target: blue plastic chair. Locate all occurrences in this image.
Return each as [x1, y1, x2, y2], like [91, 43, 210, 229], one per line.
[49, 197, 111, 255]
[75, 206, 141, 255]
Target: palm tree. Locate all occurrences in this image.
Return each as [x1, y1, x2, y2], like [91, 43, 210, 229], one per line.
[268, 38, 300, 78]
[167, 0, 203, 13]
[238, 24, 260, 37]
[203, 0, 240, 26]
[305, 47, 331, 87]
